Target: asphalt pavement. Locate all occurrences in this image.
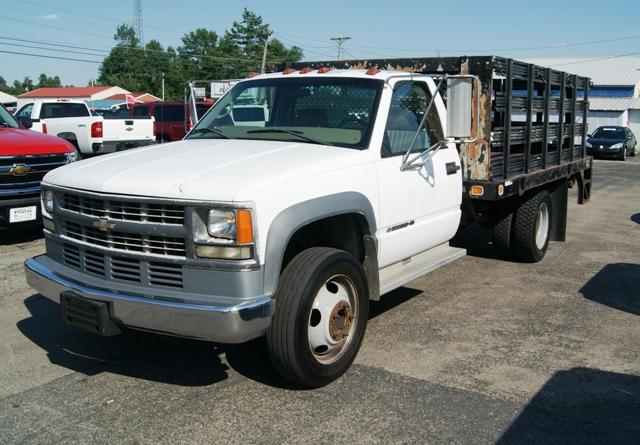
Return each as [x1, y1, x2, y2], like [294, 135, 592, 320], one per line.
[0, 158, 638, 444]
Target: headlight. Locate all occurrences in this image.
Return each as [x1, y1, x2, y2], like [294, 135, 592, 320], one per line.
[207, 209, 237, 240]
[611, 143, 623, 149]
[196, 208, 255, 260]
[585, 141, 592, 148]
[43, 190, 54, 214]
[66, 151, 79, 163]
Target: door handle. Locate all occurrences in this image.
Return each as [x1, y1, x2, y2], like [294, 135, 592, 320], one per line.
[445, 162, 460, 175]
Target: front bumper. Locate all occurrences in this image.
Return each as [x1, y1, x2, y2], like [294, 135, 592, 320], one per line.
[0, 194, 41, 227]
[588, 147, 622, 157]
[24, 255, 273, 343]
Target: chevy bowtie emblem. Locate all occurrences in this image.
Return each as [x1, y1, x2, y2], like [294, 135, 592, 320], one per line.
[9, 164, 32, 176]
[92, 219, 116, 232]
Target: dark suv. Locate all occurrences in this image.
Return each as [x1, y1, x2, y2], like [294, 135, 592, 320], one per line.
[586, 126, 637, 161]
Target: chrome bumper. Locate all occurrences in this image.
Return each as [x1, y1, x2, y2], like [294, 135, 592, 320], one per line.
[24, 255, 273, 343]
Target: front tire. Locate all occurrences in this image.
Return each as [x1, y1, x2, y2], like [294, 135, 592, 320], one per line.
[267, 247, 369, 388]
[619, 148, 627, 161]
[512, 190, 552, 262]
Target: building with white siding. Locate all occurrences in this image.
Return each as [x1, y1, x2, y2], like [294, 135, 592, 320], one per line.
[527, 57, 640, 139]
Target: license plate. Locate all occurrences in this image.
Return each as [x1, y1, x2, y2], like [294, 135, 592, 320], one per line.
[9, 206, 37, 223]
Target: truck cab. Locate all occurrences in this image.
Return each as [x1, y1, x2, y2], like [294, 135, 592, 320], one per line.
[24, 57, 592, 387]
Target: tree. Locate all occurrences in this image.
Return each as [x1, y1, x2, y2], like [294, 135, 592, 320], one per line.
[36, 73, 62, 88]
[98, 24, 145, 91]
[227, 8, 303, 73]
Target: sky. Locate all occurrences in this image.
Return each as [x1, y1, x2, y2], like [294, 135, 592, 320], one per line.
[1, 0, 640, 88]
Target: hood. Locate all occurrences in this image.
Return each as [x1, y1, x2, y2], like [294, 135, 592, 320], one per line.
[0, 127, 74, 156]
[44, 138, 368, 201]
[587, 137, 625, 145]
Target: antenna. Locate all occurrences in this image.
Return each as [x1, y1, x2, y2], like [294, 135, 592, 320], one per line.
[330, 33, 351, 60]
[133, 0, 143, 45]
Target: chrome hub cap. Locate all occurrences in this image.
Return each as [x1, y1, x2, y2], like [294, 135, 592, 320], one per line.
[535, 202, 550, 249]
[308, 275, 358, 365]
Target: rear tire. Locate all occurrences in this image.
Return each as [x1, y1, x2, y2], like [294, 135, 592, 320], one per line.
[266, 247, 368, 388]
[492, 211, 513, 250]
[512, 190, 552, 262]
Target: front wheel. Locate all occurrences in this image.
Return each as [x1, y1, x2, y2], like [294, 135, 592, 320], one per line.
[267, 247, 369, 387]
[619, 148, 627, 161]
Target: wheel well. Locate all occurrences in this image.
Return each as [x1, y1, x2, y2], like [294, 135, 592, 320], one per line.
[57, 132, 79, 147]
[281, 213, 369, 273]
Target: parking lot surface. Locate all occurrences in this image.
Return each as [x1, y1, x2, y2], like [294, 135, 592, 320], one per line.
[1, 159, 638, 444]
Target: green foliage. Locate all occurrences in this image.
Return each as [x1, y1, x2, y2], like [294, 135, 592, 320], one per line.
[1, 9, 303, 100]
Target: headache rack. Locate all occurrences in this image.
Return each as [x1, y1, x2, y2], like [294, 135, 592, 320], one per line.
[281, 56, 592, 203]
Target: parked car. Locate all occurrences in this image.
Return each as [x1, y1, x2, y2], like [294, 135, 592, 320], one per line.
[1, 104, 76, 228]
[15, 99, 155, 157]
[25, 57, 593, 387]
[131, 101, 186, 143]
[586, 126, 637, 161]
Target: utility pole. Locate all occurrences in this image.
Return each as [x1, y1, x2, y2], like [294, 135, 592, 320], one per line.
[260, 28, 273, 74]
[133, 0, 144, 45]
[330, 33, 351, 60]
[161, 72, 165, 101]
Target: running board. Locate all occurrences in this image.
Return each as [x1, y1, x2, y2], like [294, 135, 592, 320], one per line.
[379, 243, 466, 296]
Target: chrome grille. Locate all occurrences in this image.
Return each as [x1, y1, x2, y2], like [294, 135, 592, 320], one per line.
[61, 220, 186, 257]
[0, 154, 68, 198]
[59, 193, 184, 224]
[62, 244, 183, 289]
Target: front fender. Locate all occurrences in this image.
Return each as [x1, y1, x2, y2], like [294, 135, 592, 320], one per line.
[262, 192, 377, 296]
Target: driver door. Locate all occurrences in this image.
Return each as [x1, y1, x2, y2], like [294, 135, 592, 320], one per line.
[374, 78, 462, 268]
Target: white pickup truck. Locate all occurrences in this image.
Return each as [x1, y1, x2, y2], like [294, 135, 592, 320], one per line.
[15, 99, 155, 156]
[25, 57, 593, 387]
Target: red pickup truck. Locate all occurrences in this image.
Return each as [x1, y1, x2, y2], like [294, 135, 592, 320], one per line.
[1, 104, 76, 228]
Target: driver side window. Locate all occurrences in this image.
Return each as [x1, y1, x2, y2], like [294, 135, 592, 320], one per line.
[16, 103, 33, 119]
[382, 81, 443, 158]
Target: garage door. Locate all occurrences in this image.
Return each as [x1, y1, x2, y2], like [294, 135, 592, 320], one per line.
[587, 111, 623, 134]
[629, 109, 640, 141]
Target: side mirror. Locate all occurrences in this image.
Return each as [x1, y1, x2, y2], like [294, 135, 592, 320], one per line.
[445, 76, 478, 142]
[18, 116, 33, 129]
[587, 133, 592, 138]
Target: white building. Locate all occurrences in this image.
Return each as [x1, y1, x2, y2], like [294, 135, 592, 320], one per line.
[529, 57, 640, 138]
[0, 90, 17, 107]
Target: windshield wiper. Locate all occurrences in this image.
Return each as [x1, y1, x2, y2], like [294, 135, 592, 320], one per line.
[247, 129, 333, 146]
[188, 127, 231, 139]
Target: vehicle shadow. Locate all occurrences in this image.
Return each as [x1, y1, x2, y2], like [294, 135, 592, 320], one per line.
[450, 223, 513, 261]
[631, 213, 640, 224]
[17, 294, 230, 386]
[496, 367, 640, 445]
[580, 263, 640, 316]
[0, 225, 43, 245]
[18, 286, 425, 390]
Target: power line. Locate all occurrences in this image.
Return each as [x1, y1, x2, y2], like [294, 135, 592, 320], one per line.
[14, 0, 179, 33]
[0, 41, 105, 58]
[0, 49, 102, 64]
[0, 15, 114, 40]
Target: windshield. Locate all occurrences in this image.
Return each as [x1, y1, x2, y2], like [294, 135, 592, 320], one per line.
[187, 77, 383, 149]
[0, 105, 19, 128]
[592, 127, 625, 139]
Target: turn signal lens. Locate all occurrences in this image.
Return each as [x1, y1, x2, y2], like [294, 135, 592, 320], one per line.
[470, 185, 485, 197]
[236, 209, 254, 244]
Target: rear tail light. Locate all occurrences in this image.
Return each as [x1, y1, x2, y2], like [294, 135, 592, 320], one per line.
[42, 123, 48, 134]
[91, 121, 103, 138]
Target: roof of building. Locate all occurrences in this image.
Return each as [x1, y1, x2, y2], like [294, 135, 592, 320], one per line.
[526, 57, 640, 86]
[18, 86, 114, 98]
[0, 91, 17, 103]
[589, 97, 640, 111]
[104, 92, 161, 102]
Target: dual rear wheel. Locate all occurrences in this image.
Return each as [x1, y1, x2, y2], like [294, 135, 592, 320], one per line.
[492, 190, 552, 262]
